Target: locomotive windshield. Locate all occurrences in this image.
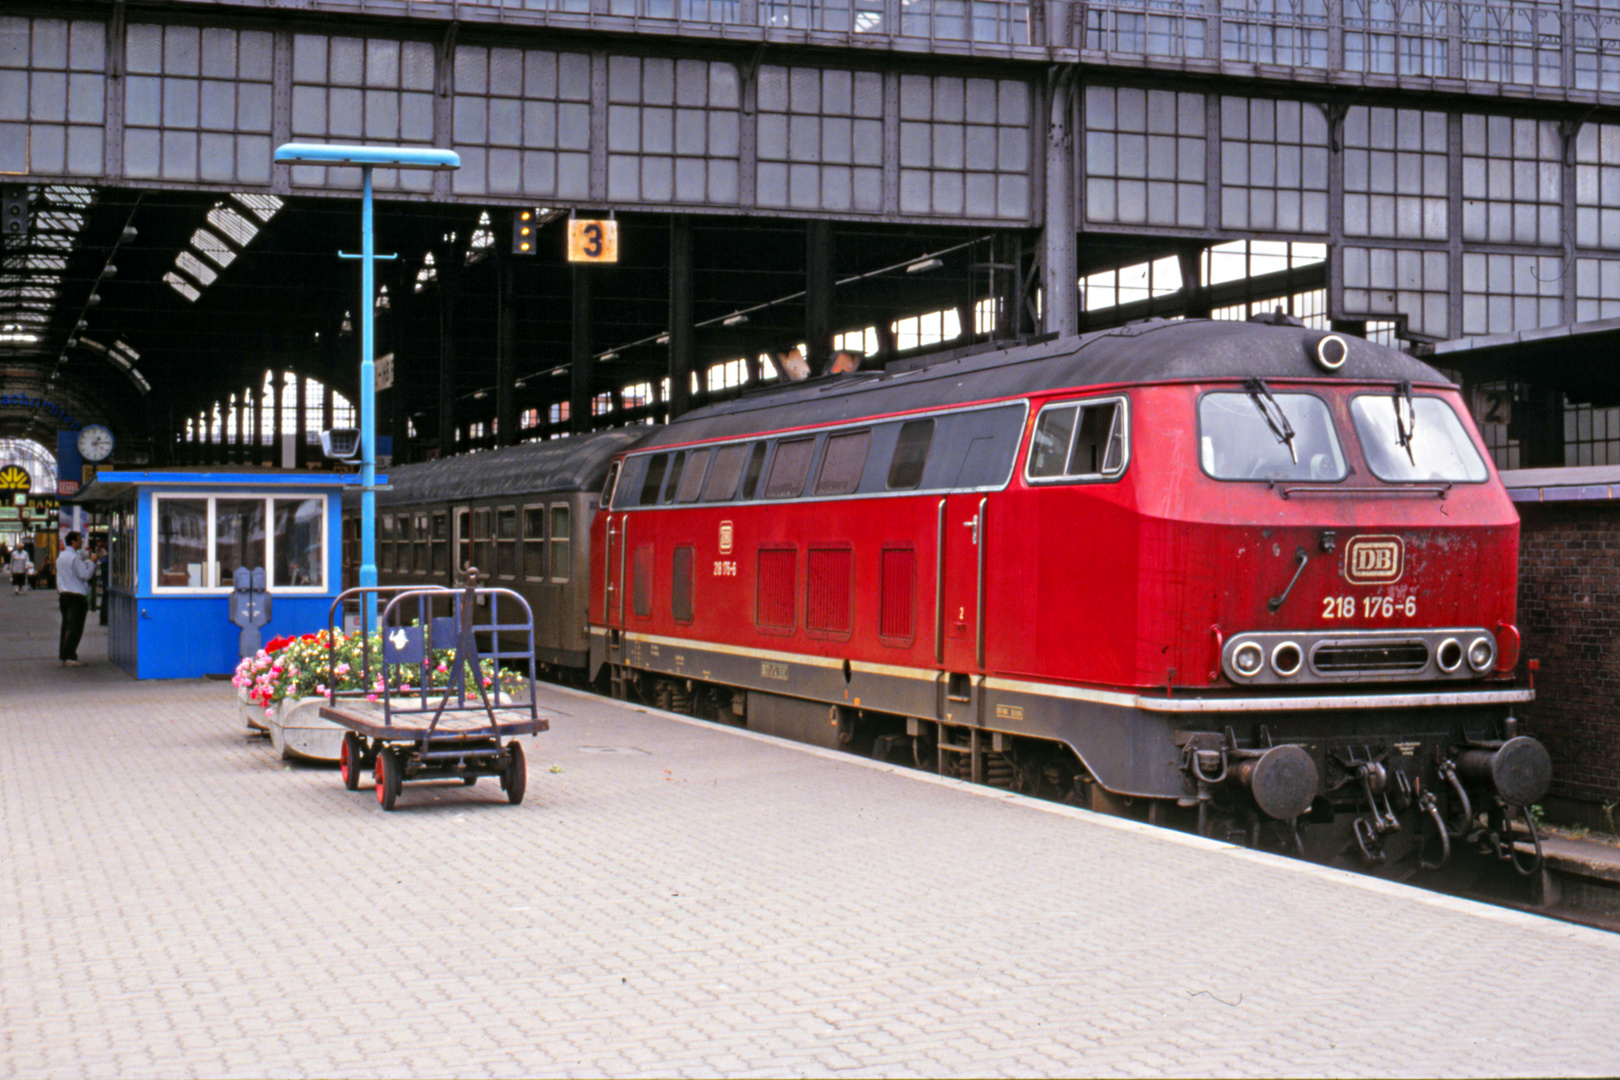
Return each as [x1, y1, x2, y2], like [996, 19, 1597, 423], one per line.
[1199, 392, 1347, 481]
[1350, 394, 1489, 482]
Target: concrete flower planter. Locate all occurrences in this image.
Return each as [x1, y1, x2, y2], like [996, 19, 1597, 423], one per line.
[267, 695, 344, 763]
[239, 687, 271, 732]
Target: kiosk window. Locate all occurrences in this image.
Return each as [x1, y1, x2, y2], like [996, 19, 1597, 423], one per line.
[273, 498, 324, 588]
[157, 498, 208, 588]
[214, 499, 266, 586]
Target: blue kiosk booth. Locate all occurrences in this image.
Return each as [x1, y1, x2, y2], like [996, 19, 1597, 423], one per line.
[75, 468, 365, 679]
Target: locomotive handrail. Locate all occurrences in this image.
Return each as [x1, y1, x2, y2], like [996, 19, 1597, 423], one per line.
[1277, 483, 1452, 499]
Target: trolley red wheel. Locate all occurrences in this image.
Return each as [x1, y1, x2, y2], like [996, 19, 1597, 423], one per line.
[375, 751, 400, 811]
[340, 731, 363, 791]
[504, 740, 527, 806]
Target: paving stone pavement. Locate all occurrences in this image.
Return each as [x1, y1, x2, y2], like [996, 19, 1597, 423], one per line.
[3, 587, 1620, 1078]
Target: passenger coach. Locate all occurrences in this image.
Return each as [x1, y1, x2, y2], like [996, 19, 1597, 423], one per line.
[589, 318, 1550, 871]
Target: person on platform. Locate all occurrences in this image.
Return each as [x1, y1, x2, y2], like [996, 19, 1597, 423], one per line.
[10, 545, 32, 594]
[55, 532, 99, 667]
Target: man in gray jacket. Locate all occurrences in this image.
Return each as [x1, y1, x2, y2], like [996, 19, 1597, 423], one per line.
[56, 532, 98, 667]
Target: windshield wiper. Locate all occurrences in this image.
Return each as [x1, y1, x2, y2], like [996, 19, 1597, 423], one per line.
[1394, 380, 1417, 466]
[1244, 377, 1297, 465]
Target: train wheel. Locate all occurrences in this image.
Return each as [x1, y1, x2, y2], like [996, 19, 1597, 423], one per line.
[504, 741, 527, 805]
[375, 751, 400, 811]
[340, 732, 363, 791]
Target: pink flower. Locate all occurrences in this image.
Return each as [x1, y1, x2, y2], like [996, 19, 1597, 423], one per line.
[365, 693, 378, 702]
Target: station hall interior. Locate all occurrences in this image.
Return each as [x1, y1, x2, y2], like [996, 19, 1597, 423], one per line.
[5, 2, 1620, 803]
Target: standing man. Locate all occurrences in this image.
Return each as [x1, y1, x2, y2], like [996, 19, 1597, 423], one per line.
[56, 531, 98, 667]
[10, 544, 30, 594]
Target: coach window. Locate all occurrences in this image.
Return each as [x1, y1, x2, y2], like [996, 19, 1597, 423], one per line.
[765, 437, 817, 498]
[431, 513, 449, 574]
[414, 514, 429, 574]
[473, 509, 495, 576]
[640, 454, 669, 506]
[1199, 391, 1345, 482]
[887, 420, 934, 489]
[703, 444, 750, 501]
[676, 448, 711, 502]
[523, 506, 547, 579]
[815, 430, 871, 496]
[1350, 394, 1488, 483]
[740, 442, 769, 499]
[380, 515, 394, 572]
[1026, 398, 1128, 482]
[496, 507, 518, 578]
[549, 504, 571, 582]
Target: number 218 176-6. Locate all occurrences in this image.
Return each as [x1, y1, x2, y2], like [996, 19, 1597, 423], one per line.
[1323, 595, 1416, 619]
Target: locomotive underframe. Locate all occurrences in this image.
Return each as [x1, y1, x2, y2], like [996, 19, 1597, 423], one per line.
[598, 626, 1543, 870]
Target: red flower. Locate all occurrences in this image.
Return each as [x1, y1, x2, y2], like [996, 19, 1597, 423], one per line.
[264, 635, 294, 653]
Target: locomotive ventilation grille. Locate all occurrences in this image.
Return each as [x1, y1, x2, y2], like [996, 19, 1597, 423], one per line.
[1222, 629, 1497, 686]
[1310, 641, 1430, 674]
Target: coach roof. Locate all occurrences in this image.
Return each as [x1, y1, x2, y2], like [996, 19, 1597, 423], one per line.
[371, 428, 646, 508]
[633, 319, 1448, 450]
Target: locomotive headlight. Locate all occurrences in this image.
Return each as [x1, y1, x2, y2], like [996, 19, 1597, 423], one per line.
[1467, 636, 1495, 673]
[1270, 642, 1303, 677]
[1232, 642, 1264, 677]
[1436, 638, 1464, 673]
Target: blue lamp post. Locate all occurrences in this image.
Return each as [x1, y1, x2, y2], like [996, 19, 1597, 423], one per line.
[272, 143, 460, 633]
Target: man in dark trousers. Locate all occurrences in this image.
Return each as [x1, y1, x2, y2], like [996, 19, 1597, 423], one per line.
[55, 531, 98, 667]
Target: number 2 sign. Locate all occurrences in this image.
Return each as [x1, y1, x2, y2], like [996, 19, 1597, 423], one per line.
[567, 219, 619, 263]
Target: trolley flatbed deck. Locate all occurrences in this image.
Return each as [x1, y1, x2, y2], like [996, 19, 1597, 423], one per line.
[318, 699, 549, 741]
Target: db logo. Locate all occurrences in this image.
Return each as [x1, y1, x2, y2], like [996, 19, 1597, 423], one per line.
[1345, 535, 1403, 584]
[718, 520, 733, 555]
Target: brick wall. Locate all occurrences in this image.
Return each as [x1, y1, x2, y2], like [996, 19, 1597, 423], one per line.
[1517, 502, 1620, 807]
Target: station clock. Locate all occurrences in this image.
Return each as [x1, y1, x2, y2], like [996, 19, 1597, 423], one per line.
[77, 424, 114, 463]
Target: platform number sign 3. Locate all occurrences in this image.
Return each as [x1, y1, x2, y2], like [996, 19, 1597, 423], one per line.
[567, 219, 618, 264]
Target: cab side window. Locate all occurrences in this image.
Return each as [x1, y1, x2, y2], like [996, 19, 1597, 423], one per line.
[1026, 398, 1128, 481]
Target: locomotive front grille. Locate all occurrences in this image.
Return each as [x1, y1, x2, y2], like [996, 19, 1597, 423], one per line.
[1310, 641, 1429, 675]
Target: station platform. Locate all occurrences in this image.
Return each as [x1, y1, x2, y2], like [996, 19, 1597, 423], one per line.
[4, 588, 1620, 1078]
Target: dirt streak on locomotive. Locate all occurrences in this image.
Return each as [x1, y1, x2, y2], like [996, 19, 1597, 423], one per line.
[364, 318, 1553, 874]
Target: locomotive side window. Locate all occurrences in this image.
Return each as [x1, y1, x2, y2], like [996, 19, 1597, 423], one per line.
[765, 437, 817, 498]
[496, 507, 517, 578]
[662, 452, 687, 504]
[1026, 398, 1128, 481]
[672, 544, 694, 623]
[703, 444, 750, 501]
[639, 454, 669, 506]
[1198, 392, 1346, 482]
[549, 505, 571, 582]
[816, 431, 871, 496]
[1350, 395, 1489, 483]
[887, 420, 934, 489]
[741, 442, 769, 499]
[523, 506, 547, 580]
[676, 449, 710, 502]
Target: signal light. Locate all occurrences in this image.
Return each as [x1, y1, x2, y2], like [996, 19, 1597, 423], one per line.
[1, 185, 26, 237]
[512, 208, 536, 255]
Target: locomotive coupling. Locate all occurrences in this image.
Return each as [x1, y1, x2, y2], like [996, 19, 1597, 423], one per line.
[1454, 735, 1552, 808]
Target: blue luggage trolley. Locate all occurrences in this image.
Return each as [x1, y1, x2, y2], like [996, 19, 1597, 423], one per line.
[319, 572, 548, 810]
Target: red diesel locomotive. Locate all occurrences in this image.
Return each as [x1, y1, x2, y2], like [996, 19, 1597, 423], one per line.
[588, 317, 1551, 871]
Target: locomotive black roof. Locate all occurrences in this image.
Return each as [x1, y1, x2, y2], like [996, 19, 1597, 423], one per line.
[633, 319, 1451, 450]
[367, 428, 646, 508]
